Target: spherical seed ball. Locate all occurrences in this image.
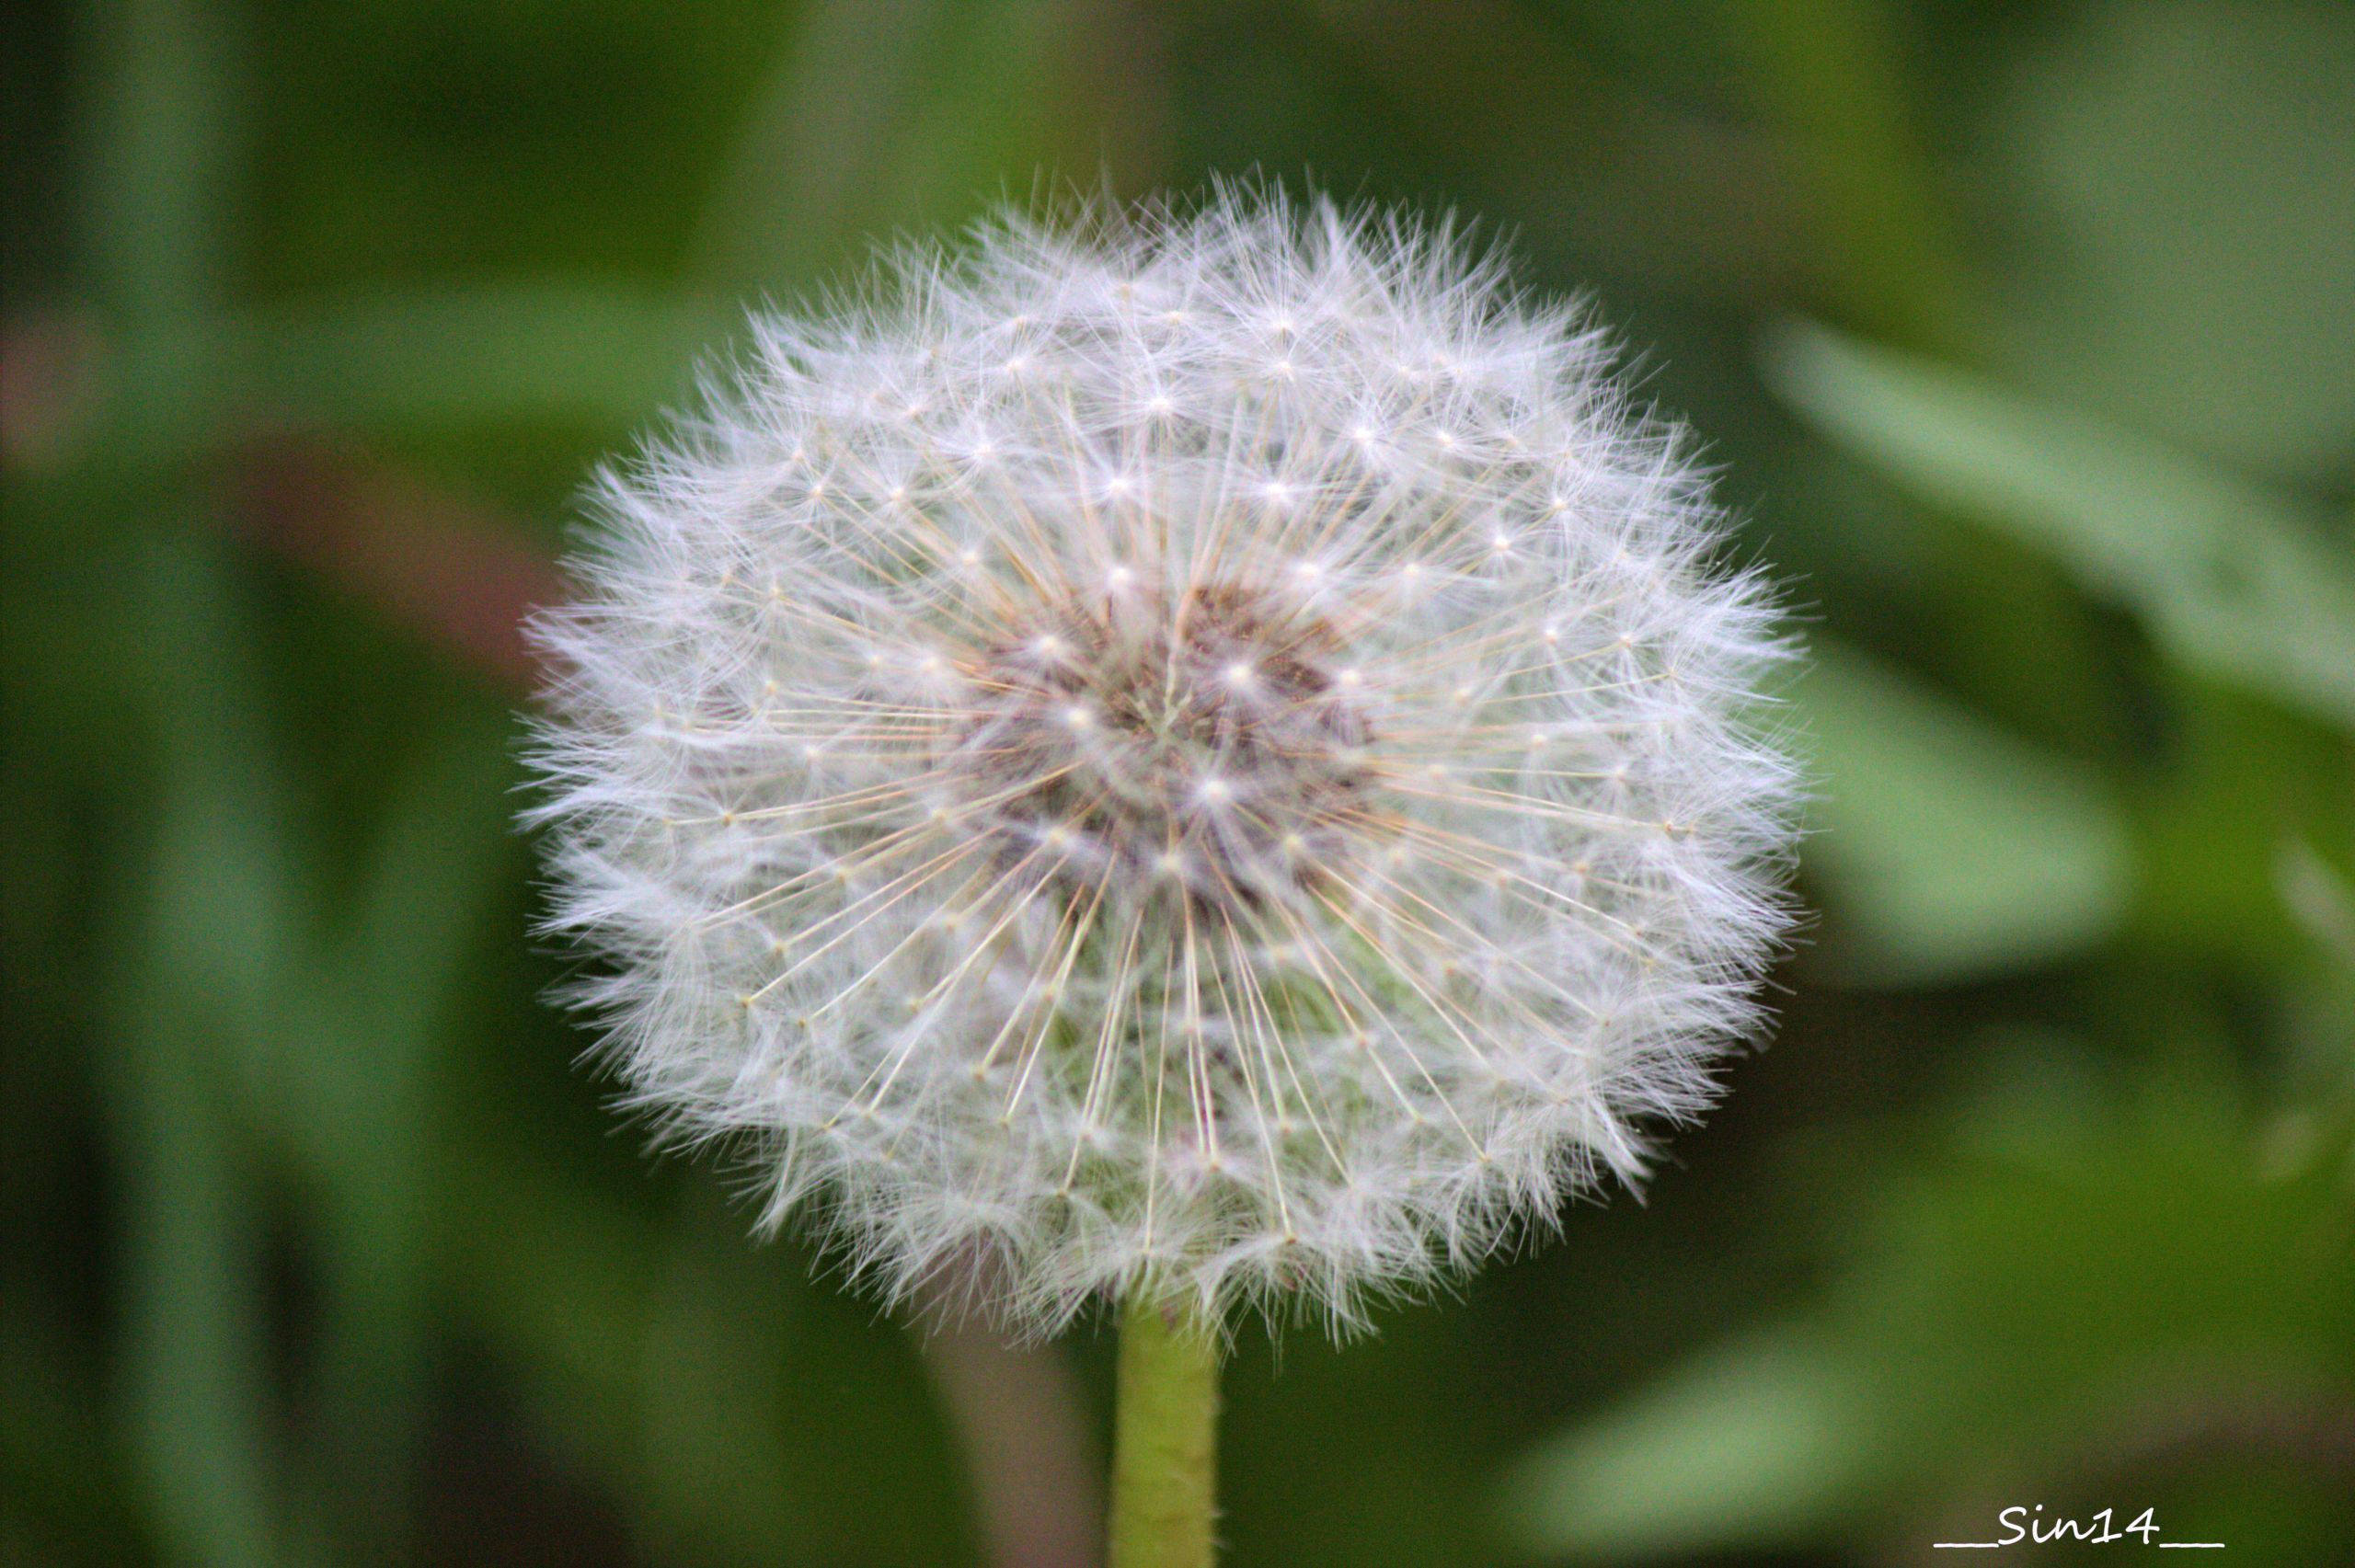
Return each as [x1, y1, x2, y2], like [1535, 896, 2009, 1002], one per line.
[528, 193, 1799, 1335]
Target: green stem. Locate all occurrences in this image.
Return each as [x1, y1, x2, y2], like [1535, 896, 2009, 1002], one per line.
[1108, 1294, 1220, 1568]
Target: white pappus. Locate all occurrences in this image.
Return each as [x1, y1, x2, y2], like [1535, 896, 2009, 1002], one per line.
[528, 191, 1799, 1336]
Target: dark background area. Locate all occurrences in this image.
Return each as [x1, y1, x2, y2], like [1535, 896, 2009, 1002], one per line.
[5, 2, 2351, 1564]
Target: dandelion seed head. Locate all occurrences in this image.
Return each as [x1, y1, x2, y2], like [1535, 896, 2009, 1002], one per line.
[528, 190, 1798, 1335]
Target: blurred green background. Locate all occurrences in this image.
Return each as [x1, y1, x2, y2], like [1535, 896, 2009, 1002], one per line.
[5, 2, 2352, 1564]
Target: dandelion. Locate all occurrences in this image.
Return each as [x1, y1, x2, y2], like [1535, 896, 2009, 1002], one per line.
[529, 190, 1797, 1565]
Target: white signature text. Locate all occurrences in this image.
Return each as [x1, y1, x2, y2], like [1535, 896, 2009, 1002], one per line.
[1935, 1505, 2223, 1550]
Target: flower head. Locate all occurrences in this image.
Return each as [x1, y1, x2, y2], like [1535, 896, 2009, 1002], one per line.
[530, 193, 1798, 1333]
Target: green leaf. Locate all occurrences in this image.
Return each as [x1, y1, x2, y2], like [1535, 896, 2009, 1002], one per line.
[1985, 0, 2355, 485]
[1502, 1090, 2355, 1561]
[1500, 1329, 1873, 1559]
[1798, 642, 2131, 985]
[1765, 321, 2355, 728]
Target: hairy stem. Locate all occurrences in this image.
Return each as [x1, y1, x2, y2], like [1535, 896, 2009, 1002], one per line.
[1108, 1294, 1220, 1568]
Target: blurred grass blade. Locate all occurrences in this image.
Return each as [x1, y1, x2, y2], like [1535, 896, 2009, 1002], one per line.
[83, 0, 237, 322]
[438, 1133, 818, 1563]
[688, 0, 1144, 292]
[112, 540, 305, 1568]
[441, 1133, 661, 1471]
[1310, 1, 1792, 300]
[636, 1203, 813, 1560]
[92, 286, 721, 464]
[289, 712, 523, 1557]
[1500, 1329, 1869, 1560]
[440, 1104, 974, 1563]
[2278, 841, 2355, 973]
[109, 1010, 284, 1568]
[232, 286, 714, 431]
[1798, 642, 2131, 985]
[1765, 320, 2355, 727]
[884, 0, 1126, 235]
[687, 0, 953, 287]
[133, 542, 300, 1037]
[1730, 0, 1969, 351]
[82, 1, 295, 1550]
[1, 1307, 153, 1562]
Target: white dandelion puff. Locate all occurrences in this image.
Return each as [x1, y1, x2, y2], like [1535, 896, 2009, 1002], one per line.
[527, 191, 1799, 1336]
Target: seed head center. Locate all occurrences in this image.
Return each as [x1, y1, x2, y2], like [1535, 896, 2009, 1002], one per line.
[945, 580, 1373, 904]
